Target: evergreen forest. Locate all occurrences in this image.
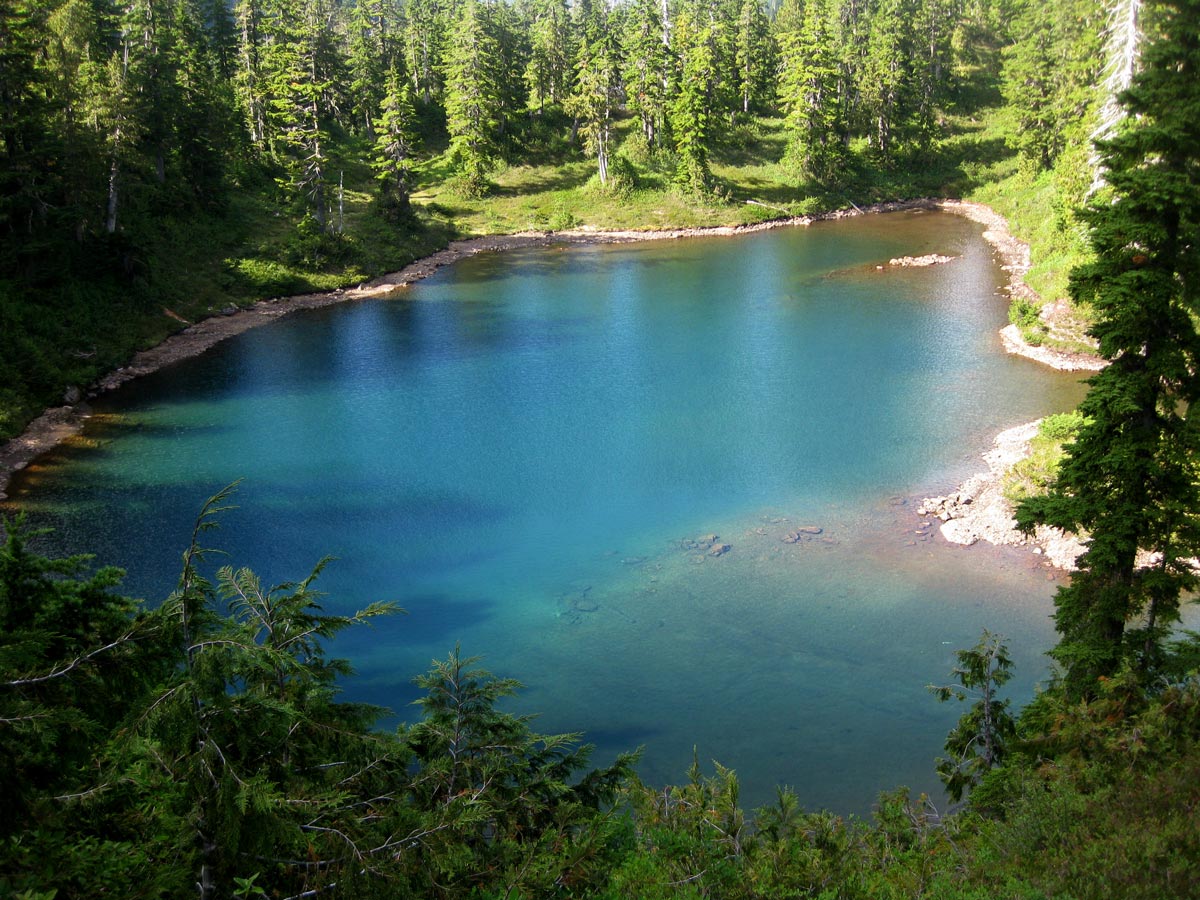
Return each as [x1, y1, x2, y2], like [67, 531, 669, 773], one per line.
[4, 0, 1200, 896]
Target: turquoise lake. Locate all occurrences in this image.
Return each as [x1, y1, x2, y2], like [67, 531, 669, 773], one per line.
[6, 210, 1089, 814]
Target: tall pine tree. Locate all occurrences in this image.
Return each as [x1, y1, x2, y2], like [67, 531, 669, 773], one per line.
[734, 0, 774, 115]
[567, 11, 623, 185]
[670, 10, 721, 192]
[443, 0, 503, 195]
[372, 69, 418, 218]
[525, 0, 573, 113]
[622, 0, 670, 146]
[779, 0, 844, 183]
[1017, 0, 1200, 695]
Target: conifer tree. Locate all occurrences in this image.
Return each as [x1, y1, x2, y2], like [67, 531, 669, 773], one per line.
[372, 70, 418, 218]
[119, 0, 182, 189]
[670, 11, 721, 192]
[233, 0, 267, 149]
[443, 0, 503, 195]
[622, 0, 671, 146]
[404, 0, 445, 104]
[929, 630, 1016, 802]
[0, 0, 55, 247]
[262, 0, 332, 230]
[403, 647, 636, 896]
[1017, 0, 1200, 695]
[113, 488, 405, 899]
[198, 0, 238, 80]
[163, 0, 237, 202]
[910, 0, 955, 151]
[779, 0, 844, 182]
[40, 0, 111, 239]
[567, 14, 623, 185]
[773, 0, 805, 37]
[1001, 0, 1104, 171]
[346, 0, 389, 134]
[702, 0, 742, 126]
[0, 517, 151, 832]
[859, 0, 915, 161]
[525, 0, 573, 113]
[735, 0, 775, 114]
[96, 44, 141, 234]
[488, 0, 530, 149]
[829, 0, 873, 147]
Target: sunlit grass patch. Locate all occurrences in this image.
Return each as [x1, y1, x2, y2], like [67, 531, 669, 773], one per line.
[1002, 412, 1089, 503]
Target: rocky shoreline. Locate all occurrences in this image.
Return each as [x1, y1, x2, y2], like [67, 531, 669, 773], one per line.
[907, 203, 1103, 569]
[0, 198, 1103, 506]
[999, 324, 1105, 372]
[917, 421, 1086, 570]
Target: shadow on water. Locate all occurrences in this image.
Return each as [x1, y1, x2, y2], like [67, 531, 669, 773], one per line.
[575, 722, 665, 750]
[429, 236, 812, 287]
[383, 591, 498, 646]
[6, 474, 513, 606]
[4, 417, 238, 488]
[424, 246, 636, 287]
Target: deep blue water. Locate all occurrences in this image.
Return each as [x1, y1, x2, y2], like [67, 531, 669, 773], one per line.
[6, 211, 1088, 814]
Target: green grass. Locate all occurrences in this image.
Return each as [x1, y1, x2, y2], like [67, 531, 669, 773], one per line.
[411, 118, 789, 235]
[1002, 412, 1088, 503]
[959, 101, 1096, 337]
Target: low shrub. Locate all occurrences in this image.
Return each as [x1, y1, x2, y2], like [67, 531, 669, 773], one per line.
[1008, 296, 1047, 345]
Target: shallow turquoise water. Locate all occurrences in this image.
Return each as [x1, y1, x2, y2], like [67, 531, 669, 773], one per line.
[6, 211, 1088, 814]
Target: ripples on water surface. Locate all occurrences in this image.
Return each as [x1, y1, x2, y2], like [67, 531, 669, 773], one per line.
[6, 211, 1088, 813]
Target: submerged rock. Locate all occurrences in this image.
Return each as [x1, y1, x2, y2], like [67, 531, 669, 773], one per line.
[681, 533, 722, 552]
[782, 525, 823, 544]
[708, 543, 731, 557]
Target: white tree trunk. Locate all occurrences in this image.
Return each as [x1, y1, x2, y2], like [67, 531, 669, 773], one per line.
[1090, 0, 1142, 191]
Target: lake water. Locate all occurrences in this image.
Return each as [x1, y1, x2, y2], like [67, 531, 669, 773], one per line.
[5, 210, 1088, 814]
